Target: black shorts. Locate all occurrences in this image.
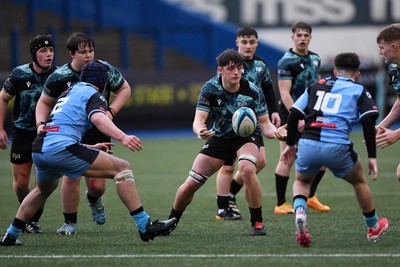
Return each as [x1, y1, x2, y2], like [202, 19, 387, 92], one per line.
[199, 134, 261, 166]
[254, 133, 264, 147]
[82, 126, 111, 145]
[11, 128, 37, 164]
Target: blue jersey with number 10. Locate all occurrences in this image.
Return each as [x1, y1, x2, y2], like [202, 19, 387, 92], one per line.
[291, 76, 379, 144]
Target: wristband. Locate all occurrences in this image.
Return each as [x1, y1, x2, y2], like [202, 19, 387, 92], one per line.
[36, 121, 46, 128]
[107, 107, 116, 118]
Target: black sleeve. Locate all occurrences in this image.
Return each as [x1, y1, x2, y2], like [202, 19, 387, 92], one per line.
[286, 108, 304, 146]
[261, 82, 278, 114]
[361, 114, 378, 158]
[86, 92, 108, 118]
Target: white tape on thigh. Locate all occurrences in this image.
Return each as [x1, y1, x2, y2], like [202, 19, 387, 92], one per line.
[238, 153, 257, 165]
[113, 170, 135, 184]
[189, 170, 209, 184]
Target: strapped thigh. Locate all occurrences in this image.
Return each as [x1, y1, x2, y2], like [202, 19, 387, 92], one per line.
[238, 153, 257, 166]
[189, 170, 209, 184]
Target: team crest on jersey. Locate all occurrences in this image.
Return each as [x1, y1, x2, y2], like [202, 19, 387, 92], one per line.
[217, 99, 222, 106]
[236, 101, 248, 107]
[26, 81, 31, 88]
[312, 60, 319, 67]
[67, 82, 72, 88]
[255, 66, 262, 73]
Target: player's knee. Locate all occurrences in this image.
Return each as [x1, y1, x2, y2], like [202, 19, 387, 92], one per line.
[113, 158, 131, 173]
[238, 154, 257, 177]
[113, 169, 135, 184]
[87, 179, 106, 193]
[220, 165, 234, 176]
[256, 158, 267, 172]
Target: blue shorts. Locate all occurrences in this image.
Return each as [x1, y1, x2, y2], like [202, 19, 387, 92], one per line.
[32, 143, 99, 183]
[296, 139, 358, 178]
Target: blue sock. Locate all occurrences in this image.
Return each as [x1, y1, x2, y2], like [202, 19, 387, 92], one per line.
[7, 224, 22, 239]
[132, 211, 150, 233]
[294, 197, 307, 214]
[364, 212, 378, 228]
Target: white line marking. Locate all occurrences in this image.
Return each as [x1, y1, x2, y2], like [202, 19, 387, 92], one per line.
[1, 254, 400, 259]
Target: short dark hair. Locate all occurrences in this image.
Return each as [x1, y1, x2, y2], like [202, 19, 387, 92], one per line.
[334, 52, 360, 71]
[67, 32, 95, 54]
[291, 21, 312, 34]
[376, 23, 400, 43]
[216, 49, 244, 66]
[236, 26, 258, 38]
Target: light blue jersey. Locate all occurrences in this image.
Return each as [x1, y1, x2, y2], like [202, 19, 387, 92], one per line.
[292, 76, 379, 144]
[32, 82, 108, 181]
[33, 82, 108, 152]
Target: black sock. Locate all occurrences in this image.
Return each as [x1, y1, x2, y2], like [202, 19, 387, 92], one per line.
[12, 218, 26, 230]
[29, 208, 43, 223]
[130, 206, 144, 216]
[168, 208, 183, 222]
[275, 174, 289, 206]
[86, 192, 100, 204]
[64, 212, 78, 224]
[249, 207, 263, 226]
[309, 170, 325, 197]
[216, 195, 229, 210]
[230, 179, 243, 196]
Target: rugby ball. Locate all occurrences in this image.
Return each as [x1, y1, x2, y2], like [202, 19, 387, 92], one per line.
[232, 107, 257, 137]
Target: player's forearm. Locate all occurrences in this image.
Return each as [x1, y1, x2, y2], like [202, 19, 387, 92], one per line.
[109, 81, 131, 114]
[0, 100, 8, 129]
[36, 94, 56, 123]
[379, 97, 400, 128]
[262, 83, 278, 113]
[91, 113, 126, 142]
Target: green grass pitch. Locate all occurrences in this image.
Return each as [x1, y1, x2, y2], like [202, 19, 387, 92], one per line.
[0, 130, 400, 267]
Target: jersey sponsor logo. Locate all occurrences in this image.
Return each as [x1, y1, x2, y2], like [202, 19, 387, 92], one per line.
[310, 121, 337, 128]
[43, 126, 60, 132]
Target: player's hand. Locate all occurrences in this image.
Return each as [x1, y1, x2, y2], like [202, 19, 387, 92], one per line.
[376, 126, 400, 148]
[197, 125, 215, 140]
[368, 158, 378, 181]
[90, 142, 115, 154]
[280, 144, 296, 165]
[274, 124, 287, 141]
[271, 112, 281, 128]
[0, 129, 9, 150]
[122, 135, 143, 151]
